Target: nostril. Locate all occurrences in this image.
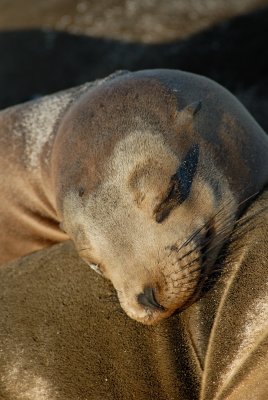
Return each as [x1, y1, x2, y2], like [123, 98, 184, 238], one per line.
[137, 287, 165, 311]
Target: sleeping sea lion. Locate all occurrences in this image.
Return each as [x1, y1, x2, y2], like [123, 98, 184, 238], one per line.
[0, 69, 267, 324]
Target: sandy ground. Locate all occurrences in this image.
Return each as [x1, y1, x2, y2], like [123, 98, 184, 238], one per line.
[0, 0, 268, 42]
[0, 0, 268, 112]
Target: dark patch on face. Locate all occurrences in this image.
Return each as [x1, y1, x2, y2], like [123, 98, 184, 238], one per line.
[176, 143, 200, 201]
[155, 144, 200, 223]
[180, 100, 202, 116]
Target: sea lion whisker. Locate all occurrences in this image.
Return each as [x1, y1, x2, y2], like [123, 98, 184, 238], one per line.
[177, 198, 234, 252]
[168, 267, 203, 284]
[214, 187, 258, 218]
[169, 256, 205, 277]
[166, 217, 236, 283]
[176, 283, 195, 295]
[172, 207, 221, 254]
[178, 224, 206, 250]
[166, 233, 216, 278]
[170, 279, 198, 291]
[212, 195, 258, 228]
[203, 189, 261, 247]
[176, 232, 229, 273]
[210, 216, 252, 245]
[199, 235, 229, 260]
[176, 275, 202, 285]
[166, 251, 200, 275]
[167, 197, 235, 261]
[174, 245, 200, 262]
[169, 270, 203, 284]
[170, 227, 213, 267]
[237, 190, 260, 209]
[232, 204, 268, 236]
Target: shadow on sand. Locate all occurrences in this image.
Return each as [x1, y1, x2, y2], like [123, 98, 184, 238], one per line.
[0, 7, 268, 130]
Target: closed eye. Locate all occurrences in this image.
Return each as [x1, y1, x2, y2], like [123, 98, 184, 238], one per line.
[154, 144, 200, 223]
[154, 178, 181, 223]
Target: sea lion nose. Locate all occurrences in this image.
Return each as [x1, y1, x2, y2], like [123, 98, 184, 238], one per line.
[137, 287, 165, 310]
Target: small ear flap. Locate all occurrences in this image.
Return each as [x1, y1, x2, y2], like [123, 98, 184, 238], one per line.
[184, 100, 202, 116]
[176, 100, 202, 122]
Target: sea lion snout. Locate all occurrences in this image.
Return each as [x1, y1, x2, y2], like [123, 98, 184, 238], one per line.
[112, 234, 209, 324]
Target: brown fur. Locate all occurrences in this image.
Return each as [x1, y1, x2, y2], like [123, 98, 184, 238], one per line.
[0, 70, 268, 324]
[0, 190, 267, 399]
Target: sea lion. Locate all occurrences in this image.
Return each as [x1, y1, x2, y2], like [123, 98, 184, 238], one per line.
[0, 69, 268, 324]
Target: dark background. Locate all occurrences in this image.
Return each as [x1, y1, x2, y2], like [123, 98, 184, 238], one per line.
[0, 0, 268, 131]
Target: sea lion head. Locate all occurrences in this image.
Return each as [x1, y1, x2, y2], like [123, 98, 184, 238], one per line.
[51, 70, 268, 324]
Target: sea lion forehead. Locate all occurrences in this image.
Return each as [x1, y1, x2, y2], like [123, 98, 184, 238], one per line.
[74, 73, 179, 121]
[92, 71, 177, 99]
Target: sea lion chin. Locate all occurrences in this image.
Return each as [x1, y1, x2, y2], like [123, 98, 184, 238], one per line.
[1, 69, 268, 325]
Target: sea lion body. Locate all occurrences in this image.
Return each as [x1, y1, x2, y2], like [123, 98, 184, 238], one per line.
[0, 82, 97, 263]
[0, 69, 268, 324]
